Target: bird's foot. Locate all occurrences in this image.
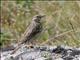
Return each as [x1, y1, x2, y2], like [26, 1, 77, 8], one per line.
[25, 44, 34, 49]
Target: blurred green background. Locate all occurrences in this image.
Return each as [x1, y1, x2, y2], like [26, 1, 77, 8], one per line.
[1, 1, 80, 47]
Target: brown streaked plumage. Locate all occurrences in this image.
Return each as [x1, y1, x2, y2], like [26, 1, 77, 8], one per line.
[11, 15, 45, 54]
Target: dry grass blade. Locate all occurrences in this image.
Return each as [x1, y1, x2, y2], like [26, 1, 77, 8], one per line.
[40, 29, 74, 45]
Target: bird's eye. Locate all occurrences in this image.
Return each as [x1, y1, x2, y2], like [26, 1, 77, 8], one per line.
[37, 16, 39, 18]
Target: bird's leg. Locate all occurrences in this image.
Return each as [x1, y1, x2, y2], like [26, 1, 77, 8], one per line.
[28, 41, 34, 48]
[25, 40, 34, 49]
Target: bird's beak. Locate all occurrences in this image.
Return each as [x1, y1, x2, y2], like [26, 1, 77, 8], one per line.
[39, 15, 45, 19]
[41, 15, 45, 17]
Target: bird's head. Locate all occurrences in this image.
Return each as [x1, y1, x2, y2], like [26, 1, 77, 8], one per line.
[32, 15, 45, 23]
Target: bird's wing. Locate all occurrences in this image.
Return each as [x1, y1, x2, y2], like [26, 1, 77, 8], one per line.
[19, 21, 38, 44]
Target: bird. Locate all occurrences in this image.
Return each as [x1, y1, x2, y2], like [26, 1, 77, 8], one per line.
[11, 15, 45, 54]
[20, 15, 45, 44]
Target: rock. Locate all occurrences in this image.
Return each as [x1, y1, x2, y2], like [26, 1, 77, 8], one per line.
[1, 45, 80, 60]
[52, 46, 67, 54]
[1, 46, 15, 52]
[63, 56, 73, 60]
[70, 50, 80, 56]
[55, 58, 63, 60]
[35, 57, 46, 60]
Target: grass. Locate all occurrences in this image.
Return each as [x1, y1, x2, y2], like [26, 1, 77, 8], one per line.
[1, 1, 80, 47]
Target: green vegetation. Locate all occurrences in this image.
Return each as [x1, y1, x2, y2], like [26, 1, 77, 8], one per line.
[1, 1, 80, 47]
